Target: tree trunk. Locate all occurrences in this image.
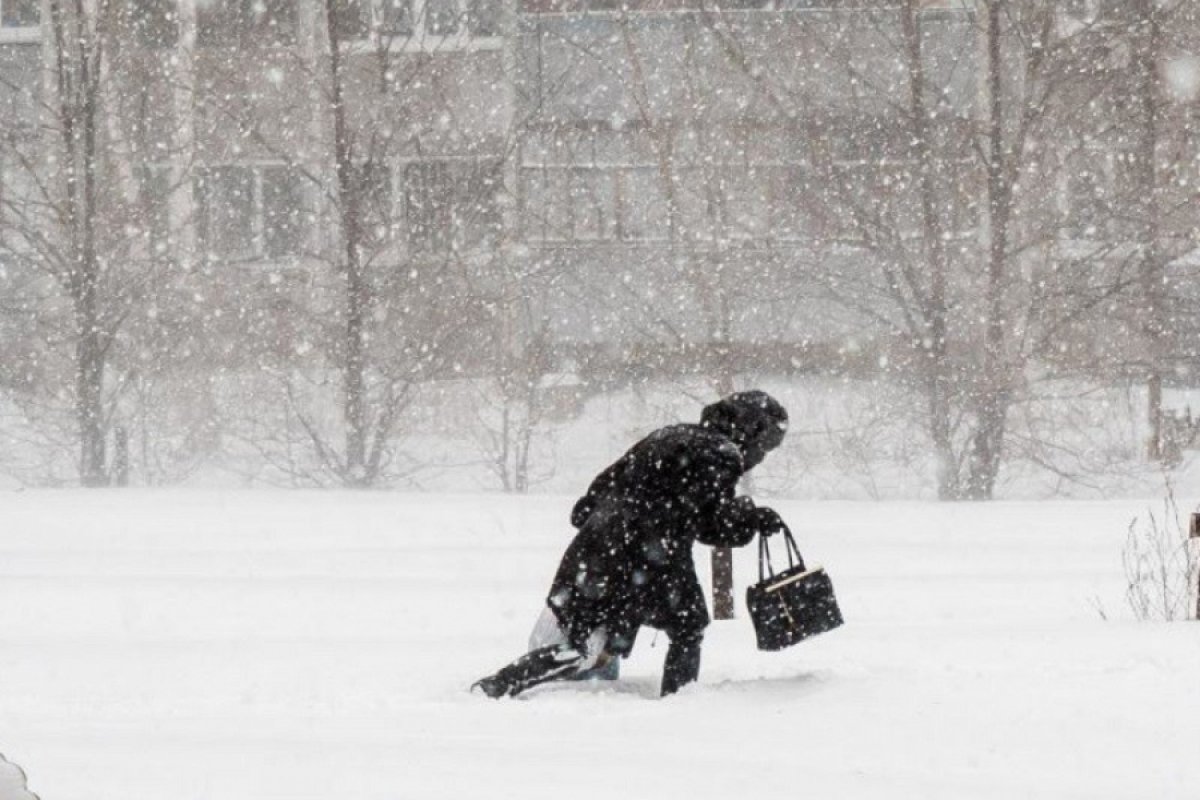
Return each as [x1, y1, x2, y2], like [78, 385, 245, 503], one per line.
[344, 261, 369, 485]
[74, 284, 107, 486]
[514, 378, 536, 494]
[324, 0, 369, 486]
[929, 364, 959, 501]
[1147, 375, 1164, 460]
[1133, 0, 1167, 462]
[963, 0, 1016, 502]
[113, 424, 130, 487]
[52, 0, 108, 487]
[902, 1, 957, 501]
[963, 390, 1009, 501]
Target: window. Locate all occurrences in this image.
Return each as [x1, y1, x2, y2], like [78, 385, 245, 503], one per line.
[0, 44, 38, 128]
[139, 165, 174, 258]
[196, 164, 309, 262]
[404, 159, 502, 253]
[1059, 149, 1137, 241]
[0, 0, 38, 28]
[349, 161, 395, 246]
[466, 0, 501, 37]
[674, 166, 772, 242]
[1065, 0, 1127, 25]
[460, 160, 503, 249]
[571, 169, 615, 241]
[332, 0, 496, 41]
[1065, 166, 1107, 240]
[772, 165, 818, 241]
[1064, 0, 1089, 20]
[677, 170, 714, 239]
[816, 163, 875, 243]
[332, 0, 372, 40]
[1108, 150, 1141, 239]
[0, 153, 6, 241]
[405, 161, 453, 251]
[197, 0, 298, 47]
[261, 166, 306, 259]
[521, 167, 617, 243]
[619, 168, 669, 241]
[521, 167, 570, 242]
[720, 166, 769, 240]
[196, 166, 255, 260]
[381, 0, 414, 35]
[425, 0, 459, 35]
[124, 0, 179, 48]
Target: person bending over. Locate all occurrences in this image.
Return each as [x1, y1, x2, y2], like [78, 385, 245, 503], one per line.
[473, 390, 789, 698]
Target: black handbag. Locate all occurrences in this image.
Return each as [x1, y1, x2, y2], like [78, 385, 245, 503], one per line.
[746, 528, 843, 651]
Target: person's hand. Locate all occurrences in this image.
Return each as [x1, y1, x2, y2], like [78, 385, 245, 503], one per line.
[570, 496, 595, 528]
[755, 506, 787, 537]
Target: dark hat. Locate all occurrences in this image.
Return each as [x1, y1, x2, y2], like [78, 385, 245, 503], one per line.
[700, 390, 788, 470]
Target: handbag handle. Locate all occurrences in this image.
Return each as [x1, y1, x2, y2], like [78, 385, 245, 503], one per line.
[757, 524, 806, 583]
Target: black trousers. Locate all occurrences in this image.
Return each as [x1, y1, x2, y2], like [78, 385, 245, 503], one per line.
[481, 558, 713, 698]
[638, 564, 710, 696]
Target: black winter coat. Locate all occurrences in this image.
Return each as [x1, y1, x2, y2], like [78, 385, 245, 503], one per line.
[547, 423, 777, 655]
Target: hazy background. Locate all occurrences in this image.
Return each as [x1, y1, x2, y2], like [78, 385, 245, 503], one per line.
[2, 0, 1199, 500]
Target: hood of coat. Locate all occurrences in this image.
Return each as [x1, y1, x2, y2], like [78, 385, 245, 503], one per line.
[699, 390, 788, 471]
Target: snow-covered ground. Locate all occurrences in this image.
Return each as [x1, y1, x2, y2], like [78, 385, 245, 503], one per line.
[1, 490, 1198, 800]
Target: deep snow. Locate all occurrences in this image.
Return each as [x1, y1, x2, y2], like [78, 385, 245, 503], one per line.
[0, 490, 1198, 800]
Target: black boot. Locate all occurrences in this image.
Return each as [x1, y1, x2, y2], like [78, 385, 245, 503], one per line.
[472, 645, 585, 699]
[660, 639, 702, 696]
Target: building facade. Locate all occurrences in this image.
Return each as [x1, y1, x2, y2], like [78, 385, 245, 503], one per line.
[1, 0, 1197, 382]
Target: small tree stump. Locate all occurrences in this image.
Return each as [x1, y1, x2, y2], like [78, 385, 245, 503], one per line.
[1192, 513, 1200, 621]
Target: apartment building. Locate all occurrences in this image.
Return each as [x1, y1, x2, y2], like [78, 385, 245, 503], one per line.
[1, 1, 1196, 365]
[513, 0, 980, 364]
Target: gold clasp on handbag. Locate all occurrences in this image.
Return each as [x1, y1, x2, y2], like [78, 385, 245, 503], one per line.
[775, 591, 795, 626]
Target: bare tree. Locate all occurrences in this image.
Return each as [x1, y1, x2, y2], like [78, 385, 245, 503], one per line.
[46, 0, 110, 485]
[188, 1, 503, 487]
[0, 0, 188, 486]
[1122, 0, 1200, 461]
[704, 1, 1156, 499]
